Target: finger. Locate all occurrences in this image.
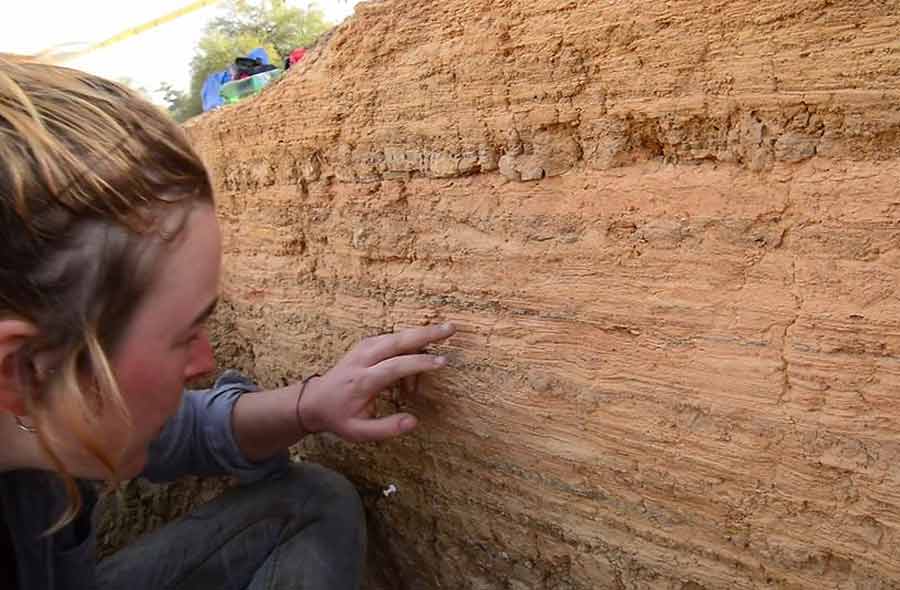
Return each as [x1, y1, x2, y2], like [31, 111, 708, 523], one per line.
[363, 323, 456, 364]
[366, 354, 447, 393]
[344, 413, 418, 443]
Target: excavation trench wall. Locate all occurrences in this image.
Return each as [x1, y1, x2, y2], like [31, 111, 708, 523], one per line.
[171, 1, 900, 588]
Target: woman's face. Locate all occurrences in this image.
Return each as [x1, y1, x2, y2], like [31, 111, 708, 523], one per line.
[52, 204, 223, 479]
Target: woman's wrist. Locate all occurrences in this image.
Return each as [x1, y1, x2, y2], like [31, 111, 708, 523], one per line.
[294, 374, 322, 436]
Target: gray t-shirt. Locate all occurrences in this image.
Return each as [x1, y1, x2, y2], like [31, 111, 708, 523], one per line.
[0, 370, 289, 589]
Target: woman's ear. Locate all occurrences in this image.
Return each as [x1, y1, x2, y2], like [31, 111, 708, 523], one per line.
[0, 319, 37, 415]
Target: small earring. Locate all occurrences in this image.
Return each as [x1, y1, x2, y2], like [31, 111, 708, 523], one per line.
[14, 415, 36, 434]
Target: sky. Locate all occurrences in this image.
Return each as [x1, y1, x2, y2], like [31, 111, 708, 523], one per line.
[2, 1, 362, 99]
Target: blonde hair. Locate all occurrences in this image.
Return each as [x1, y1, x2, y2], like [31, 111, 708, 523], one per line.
[0, 54, 213, 529]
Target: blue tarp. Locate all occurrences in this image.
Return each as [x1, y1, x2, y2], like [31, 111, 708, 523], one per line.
[200, 48, 272, 112]
[246, 47, 271, 65]
[201, 70, 230, 112]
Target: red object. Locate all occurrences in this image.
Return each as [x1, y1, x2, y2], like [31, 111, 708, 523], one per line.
[289, 48, 306, 66]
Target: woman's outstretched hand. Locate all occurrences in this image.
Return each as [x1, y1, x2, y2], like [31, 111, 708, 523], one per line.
[296, 323, 456, 442]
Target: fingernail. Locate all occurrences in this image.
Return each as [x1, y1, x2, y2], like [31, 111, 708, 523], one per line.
[442, 322, 455, 332]
[434, 356, 448, 366]
[400, 416, 417, 431]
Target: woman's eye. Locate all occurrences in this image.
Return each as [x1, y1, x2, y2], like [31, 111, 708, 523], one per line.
[180, 332, 199, 346]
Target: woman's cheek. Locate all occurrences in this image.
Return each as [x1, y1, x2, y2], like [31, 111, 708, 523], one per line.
[120, 363, 182, 425]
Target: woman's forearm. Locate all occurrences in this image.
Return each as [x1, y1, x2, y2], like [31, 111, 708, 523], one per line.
[231, 383, 308, 462]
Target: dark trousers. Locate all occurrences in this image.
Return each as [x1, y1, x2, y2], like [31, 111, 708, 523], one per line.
[97, 464, 366, 589]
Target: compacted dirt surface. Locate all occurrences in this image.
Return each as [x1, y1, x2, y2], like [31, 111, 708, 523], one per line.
[106, 1, 900, 588]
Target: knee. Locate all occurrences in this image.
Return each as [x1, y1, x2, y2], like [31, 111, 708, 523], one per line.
[280, 463, 365, 530]
[276, 465, 366, 581]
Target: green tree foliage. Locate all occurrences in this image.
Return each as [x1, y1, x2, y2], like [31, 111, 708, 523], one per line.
[208, 0, 330, 57]
[157, 82, 195, 123]
[163, 0, 331, 122]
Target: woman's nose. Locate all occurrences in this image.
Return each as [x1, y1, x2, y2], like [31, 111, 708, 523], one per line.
[184, 329, 216, 381]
